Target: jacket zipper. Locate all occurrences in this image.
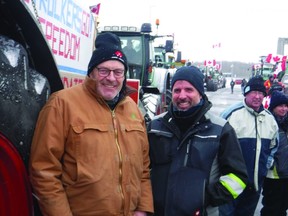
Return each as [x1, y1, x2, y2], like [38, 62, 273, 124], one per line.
[111, 110, 125, 211]
[183, 140, 191, 166]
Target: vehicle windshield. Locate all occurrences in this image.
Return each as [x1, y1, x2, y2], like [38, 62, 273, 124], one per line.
[120, 36, 143, 80]
[154, 47, 165, 67]
[262, 64, 274, 80]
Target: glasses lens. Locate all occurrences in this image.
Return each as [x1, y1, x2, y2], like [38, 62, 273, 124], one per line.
[98, 68, 110, 76]
[113, 69, 124, 77]
[97, 68, 124, 78]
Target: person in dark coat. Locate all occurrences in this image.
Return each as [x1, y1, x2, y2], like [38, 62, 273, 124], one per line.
[147, 66, 248, 216]
[261, 91, 288, 216]
[230, 79, 235, 93]
[241, 78, 247, 94]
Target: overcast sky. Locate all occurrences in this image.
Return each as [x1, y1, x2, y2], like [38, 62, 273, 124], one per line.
[82, 0, 288, 63]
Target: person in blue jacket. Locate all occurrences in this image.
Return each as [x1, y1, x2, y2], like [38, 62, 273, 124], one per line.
[147, 66, 248, 216]
[261, 91, 288, 216]
[219, 76, 279, 216]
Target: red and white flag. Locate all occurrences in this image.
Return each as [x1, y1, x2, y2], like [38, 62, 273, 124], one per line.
[215, 63, 221, 71]
[212, 43, 221, 48]
[253, 64, 261, 70]
[274, 63, 282, 75]
[90, 3, 101, 15]
[281, 55, 287, 72]
[204, 59, 216, 67]
[266, 54, 287, 73]
[265, 53, 286, 64]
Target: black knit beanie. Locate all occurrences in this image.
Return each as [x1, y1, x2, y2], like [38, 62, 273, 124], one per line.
[243, 76, 267, 96]
[87, 32, 128, 75]
[171, 66, 205, 96]
[269, 91, 288, 111]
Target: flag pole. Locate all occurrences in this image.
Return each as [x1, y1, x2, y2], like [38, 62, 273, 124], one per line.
[89, 4, 101, 51]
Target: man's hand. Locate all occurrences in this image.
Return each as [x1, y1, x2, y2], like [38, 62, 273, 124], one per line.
[134, 211, 147, 216]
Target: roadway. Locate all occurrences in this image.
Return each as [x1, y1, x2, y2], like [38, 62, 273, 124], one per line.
[205, 81, 243, 116]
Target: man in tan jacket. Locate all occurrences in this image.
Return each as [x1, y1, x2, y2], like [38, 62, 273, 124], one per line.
[29, 32, 153, 216]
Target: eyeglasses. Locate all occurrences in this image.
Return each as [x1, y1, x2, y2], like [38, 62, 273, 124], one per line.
[96, 67, 125, 78]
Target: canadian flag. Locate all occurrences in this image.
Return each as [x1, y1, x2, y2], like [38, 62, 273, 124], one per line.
[90, 3, 101, 15]
[215, 63, 221, 71]
[204, 59, 216, 67]
[212, 43, 221, 48]
[274, 63, 282, 75]
[253, 64, 261, 70]
[281, 55, 287, 72]
[266, 54, 287, 74]
[265, 53, 286, 64]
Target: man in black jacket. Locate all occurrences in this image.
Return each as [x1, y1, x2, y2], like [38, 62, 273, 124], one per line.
[147, 66, 248, 216]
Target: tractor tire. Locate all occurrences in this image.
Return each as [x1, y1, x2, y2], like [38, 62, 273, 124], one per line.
[206, 80, 218, 92]
[0, 35, 49, 216]
[166, 89, 172, 107]
[140, 93, 161, 124]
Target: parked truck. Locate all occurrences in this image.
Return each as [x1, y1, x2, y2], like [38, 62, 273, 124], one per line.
[0, 1, 177, 215]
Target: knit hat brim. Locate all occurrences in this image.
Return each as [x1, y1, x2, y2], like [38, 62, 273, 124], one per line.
[243, 76, 267, 97]
[269, 91, 288, 111]
[87, 32, 128, 75]
[171, 66, 205, 96]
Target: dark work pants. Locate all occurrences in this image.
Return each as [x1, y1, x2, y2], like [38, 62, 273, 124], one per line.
[219, 185, 260, 216]
[261, 177, 288, 216]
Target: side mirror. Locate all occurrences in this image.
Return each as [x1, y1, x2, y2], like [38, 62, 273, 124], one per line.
[176, 51, 182, 62]
[165, 40, 173, 52]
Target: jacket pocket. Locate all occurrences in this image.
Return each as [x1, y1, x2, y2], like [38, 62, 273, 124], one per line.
[125, 124, 145, 133]
[72, 123, 110, 134]
[70, 124, 111, 182]
[71, 124, 111, 158]
[148, 130, 174, 165]
[171, 167, 206, 215]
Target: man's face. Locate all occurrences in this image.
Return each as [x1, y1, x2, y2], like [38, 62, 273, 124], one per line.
[245, 90, 265, 111]
[172, 80, 202, 111]
[89, 60, 125, 100]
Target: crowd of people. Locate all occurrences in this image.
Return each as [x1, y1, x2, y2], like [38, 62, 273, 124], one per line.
[28, 32, 288, 216]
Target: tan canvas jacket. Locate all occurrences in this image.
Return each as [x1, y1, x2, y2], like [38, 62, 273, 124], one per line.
[29, 77, 153, 216]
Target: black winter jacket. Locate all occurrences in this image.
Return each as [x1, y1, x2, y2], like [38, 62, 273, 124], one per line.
[147, 101, 248, 216]
[267, 116, 288, 178]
